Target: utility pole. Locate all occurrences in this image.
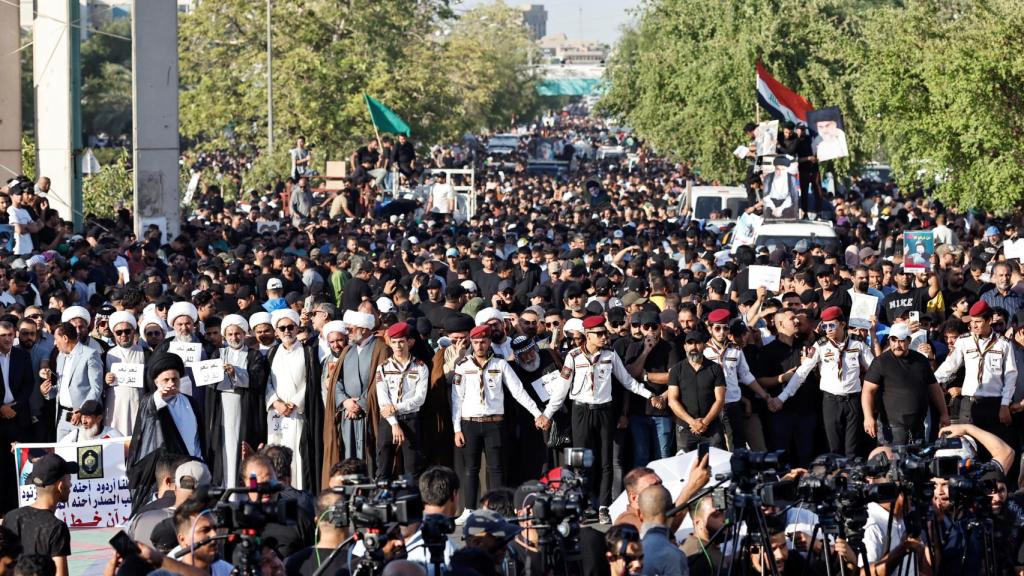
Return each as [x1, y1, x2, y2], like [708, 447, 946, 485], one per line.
[266, 0, 274, 155]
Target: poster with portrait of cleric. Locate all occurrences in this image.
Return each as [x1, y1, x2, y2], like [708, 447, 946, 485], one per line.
[903, 231, 934, 273]
[806, 106, 849, 162]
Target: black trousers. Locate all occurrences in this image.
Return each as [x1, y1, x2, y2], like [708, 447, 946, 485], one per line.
[822, 392, 862, 458]
[958, 396, 1012, 445]
[722, 401, 747, 451]
[676, 419, 726, 453]
[376, 416, 422, 481]
[0, 421, 18, 514]
[458, 419, 504, 509]
[572, 402, 614, 507]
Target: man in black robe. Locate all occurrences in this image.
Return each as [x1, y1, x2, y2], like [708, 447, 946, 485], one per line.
[508, 335, 565, 484]
[128, 353, 207, 515]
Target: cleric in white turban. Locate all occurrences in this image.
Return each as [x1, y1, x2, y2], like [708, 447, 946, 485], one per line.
[60, 305, 104, 352]
[151, 301, 212, 398]
[104, 310, 145, 436]
[205, 313, 269, 488]
[249, 311, 276, 355]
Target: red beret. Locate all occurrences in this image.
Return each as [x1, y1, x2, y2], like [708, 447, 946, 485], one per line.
[707, 309, 731, 324]
[820, 306, 844, 322]
[386, 322, 411, 339]
[969, 300, 992, 318]
[582, 315, 606, 330]
[470, 325, 491, 339]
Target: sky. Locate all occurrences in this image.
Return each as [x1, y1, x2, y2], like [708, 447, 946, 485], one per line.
[455, 0, 641, 45]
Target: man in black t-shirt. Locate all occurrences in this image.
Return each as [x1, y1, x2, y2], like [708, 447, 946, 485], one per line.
[2, 454, 77, 575]
[881, 269, 931, 325]
[341, 263, 373, 312]
[862, 323, 950, 446]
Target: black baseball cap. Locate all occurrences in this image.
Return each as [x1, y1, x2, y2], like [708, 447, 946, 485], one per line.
[27, 454, 78, 487]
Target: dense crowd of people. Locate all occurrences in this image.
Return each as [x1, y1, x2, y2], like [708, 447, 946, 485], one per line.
[0, 111, 1023, 576]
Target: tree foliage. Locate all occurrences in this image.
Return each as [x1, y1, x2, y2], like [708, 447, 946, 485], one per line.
[80, 19, 133, 139]
[83, 148, 133, 219]
[600, 0, 870, 184]
[602, 0, 1024, 213]
[178, 0, 537, 168]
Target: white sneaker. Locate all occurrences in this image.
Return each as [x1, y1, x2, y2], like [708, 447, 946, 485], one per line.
[455, 508, 473, 526]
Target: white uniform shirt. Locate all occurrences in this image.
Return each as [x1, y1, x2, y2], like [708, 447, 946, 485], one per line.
[547, 347, 652, 407]
[704, 341, 756, 403]
[861, 502, 914, 574]
[374, 356, 429, 426]
[777, 337, 874, 401]
[935, 332, 1017, 404]
[451, 355, 542, 433]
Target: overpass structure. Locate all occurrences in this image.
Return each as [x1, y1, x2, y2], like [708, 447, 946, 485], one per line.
[535, 64, 605, 97]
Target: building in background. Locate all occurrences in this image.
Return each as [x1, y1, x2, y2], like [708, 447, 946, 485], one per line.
[519, 4, 547, 41]
[538, 33, 609, 65]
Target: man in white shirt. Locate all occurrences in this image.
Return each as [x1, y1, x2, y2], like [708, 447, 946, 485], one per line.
[426, 172, 456, 221]
[861, 446, 928, 576]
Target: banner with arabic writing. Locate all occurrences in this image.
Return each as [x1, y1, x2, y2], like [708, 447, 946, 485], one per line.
[13, 438, 132, 529]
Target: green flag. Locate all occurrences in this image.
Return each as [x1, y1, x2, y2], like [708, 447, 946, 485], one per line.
[364, 94, 411, 136]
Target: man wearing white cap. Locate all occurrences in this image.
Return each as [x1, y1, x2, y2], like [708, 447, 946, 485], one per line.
[139, 313, 169, 350]
[266, 308, 323, 490]
[103, 310, 147, 436]
[326, 309, 390, 476]
[475, 307, 513, 359]
[206, 315, 268, 488]
[249, 311, 276, 356]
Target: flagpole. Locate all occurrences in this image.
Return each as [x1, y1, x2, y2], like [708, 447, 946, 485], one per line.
[364, 94, 385, 155]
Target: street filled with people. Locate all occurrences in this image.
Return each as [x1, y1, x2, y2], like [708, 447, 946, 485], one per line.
[2, 111, 1024, 576]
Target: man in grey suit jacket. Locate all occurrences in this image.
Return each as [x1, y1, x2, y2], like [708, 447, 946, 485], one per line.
[40, 322, 103, 439]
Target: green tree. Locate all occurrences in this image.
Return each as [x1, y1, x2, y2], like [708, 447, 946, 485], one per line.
[600, 0, 875, 184]
[853, 0, 1024, 213]
[83, 148, 133, 218]
[177, 0, 536, 183]
[80, 19, 133, 140]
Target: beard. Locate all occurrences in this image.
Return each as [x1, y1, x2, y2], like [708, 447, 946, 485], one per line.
[857, 281, 869, 292]
[517, 354, 541, 372]
[80, 424, 102, 440]
[687, 351, 703, 363]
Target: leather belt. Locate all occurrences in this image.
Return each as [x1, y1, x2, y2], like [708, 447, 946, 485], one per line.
[463, 415, 504, 423]
[578, 401, 613, 410]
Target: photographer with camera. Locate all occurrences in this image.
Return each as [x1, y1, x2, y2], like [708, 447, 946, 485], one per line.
[862, 446, 932, 576]
[170, 494, 234, 575]
[614, 453, 711, 533]
[926, 423, 1017, 576]
[682, 495, 725, 576]
[237, 453, 314, 560]
[605, 525, 643, 576]
[284, 490, 351, 576]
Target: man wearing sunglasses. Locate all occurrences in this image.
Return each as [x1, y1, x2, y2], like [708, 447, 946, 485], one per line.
[861, 322, 949, 446]
[767, 306, 875, 457]
[704, 309, 773, 452]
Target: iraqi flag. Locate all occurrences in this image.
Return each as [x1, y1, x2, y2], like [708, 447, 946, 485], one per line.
[756, 60, 814, 125]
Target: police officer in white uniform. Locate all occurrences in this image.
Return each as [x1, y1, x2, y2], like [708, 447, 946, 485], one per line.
[704, 309, 773, 451]
[374, 322, 429, 481]
[452, 324, 552, 509]
[547, 314, 660, 515]
[935, 300, 1018, 443]
[769, 306, 874, 456]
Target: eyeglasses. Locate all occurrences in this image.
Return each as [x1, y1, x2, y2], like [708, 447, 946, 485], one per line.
[145, 331, 163, 338]
[711, 324, 728, 332]
[277, 324, 297, 333]
[610, 321, 626, 328]
[820, 322, 839, 331]
[545, 321, 561, 327]
[642, 324, 659, 330]
[588, 330, 608, 337]
[113, 329, 133, 336]
[157, 304, 170, 311]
